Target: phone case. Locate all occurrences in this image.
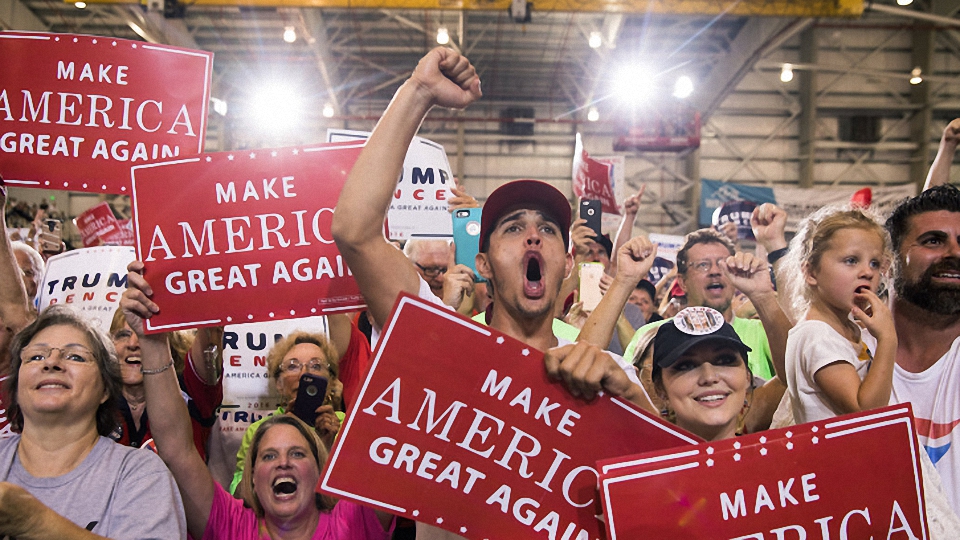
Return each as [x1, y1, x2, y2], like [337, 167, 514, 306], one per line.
[292, 374, 329, 426]
[580, 199, 602, 238]
[579, 262, 605, 312]
[452, 207, 487, 283]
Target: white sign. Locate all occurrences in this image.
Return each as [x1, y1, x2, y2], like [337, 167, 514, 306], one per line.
[648, 233, 684, 263]
[37, 246, 136, 332]
[327, 129, 454, 241]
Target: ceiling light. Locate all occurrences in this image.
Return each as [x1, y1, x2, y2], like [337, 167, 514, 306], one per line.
[589, 31, 602, 49]
[897, 0, 913, 5]
[283, 26, 296, 44]
[587, 107, 599, 122]
[673, 75, 693, 99]
[322, 103, 335, 118]
[210, 97, 228, 117]
[780, 64, 794, 83]
[74, 1, 87, 8]
[910, 66, 923, 85]
[250, 83, 301, 135]
[436, 27, 450, 45]
[613, 66, 655, 106]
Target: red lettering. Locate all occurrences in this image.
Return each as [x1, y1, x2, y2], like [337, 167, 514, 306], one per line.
[230, 355, 241, 367]
[83, 292, 95, 301]
[254, 355, 266, 367]
[413, 189, 424, 201]
[65, 294, 75, 303]
[105, 291, 119, 302]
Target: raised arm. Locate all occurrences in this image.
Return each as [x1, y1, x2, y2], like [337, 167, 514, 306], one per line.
[331, 48, 481, 328]
[720, 251, 791, 382]
[579, 236, 657, 349]
[609, 185, 645, 275]
[121, 260, 214, 540]
[0, 180, 35, 341]
[924, 118, 960, 192]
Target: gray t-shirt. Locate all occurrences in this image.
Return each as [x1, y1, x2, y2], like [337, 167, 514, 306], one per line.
[0, 435, 186, 539]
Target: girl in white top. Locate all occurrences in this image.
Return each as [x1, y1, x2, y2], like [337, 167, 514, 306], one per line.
[781, 205, 897, 424]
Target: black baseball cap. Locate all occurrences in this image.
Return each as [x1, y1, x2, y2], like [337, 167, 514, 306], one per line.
[653, 307, 751, 369]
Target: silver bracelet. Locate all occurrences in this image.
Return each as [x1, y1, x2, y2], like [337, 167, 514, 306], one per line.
[141, 361, 174, 375]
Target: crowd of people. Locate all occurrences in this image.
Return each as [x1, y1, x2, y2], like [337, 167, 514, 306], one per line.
[1, 46, 960, 539]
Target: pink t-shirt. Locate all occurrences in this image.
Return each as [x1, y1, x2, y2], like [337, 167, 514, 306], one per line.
[203, 482, 392, 540]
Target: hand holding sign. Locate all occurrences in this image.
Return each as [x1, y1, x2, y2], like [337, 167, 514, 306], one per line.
[544, 341, 642, 402]
[120, 259, 159, 338]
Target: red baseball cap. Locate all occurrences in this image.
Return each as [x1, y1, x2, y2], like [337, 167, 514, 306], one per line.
[479, 179, 571, 252]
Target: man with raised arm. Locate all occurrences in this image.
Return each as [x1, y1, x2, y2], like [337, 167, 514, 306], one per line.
[331, 48, 651, 539]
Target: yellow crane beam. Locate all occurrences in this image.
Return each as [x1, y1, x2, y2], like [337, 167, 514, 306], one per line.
[73, 0, 864, 18]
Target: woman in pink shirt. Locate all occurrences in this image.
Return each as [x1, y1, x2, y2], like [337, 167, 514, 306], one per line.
[121, 260, 394, 540]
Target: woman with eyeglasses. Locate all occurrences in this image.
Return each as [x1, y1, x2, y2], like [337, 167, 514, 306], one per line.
[227, 330, 345, 496]
[0, 305, 185, 539]
[121, 262, 393, 540]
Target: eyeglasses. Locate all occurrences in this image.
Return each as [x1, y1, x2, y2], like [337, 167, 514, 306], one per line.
[280, 359, 330, 375]
[415, 263, 447, 277]
[687, 258, 727, 274]
[21, 344, 95, 364]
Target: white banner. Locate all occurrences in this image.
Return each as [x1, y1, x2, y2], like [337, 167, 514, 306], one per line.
[774, 184, 916, 232]
[37, 246, 136, 332]
[327, 129, 454, 241]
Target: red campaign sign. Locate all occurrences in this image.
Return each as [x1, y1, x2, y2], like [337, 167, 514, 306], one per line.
[0, 32, 211, 194]
[598, 404, 928, 540]
[75, 201, 133, 247]
[321, 294, 697, 540]
[131, 142, 366, 333]
[572, 133, 619, 216]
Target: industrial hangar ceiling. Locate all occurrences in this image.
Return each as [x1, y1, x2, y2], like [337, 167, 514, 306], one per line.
[7, 0, 865, 135]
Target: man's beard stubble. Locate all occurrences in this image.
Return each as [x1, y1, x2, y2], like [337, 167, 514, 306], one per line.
[895, 258, 960, 315]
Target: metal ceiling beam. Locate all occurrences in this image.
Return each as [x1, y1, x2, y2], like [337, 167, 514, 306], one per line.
[114, 5, 199, 48]
[691, 17, 812, 120]
[0, 0, 47, 31]
[77, 0, 864, 17]
[300, 8, 343, 112]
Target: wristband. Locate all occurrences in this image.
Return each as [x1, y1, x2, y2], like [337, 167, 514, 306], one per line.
[141, 361, 174, 375]
[767, 247, 789, 265]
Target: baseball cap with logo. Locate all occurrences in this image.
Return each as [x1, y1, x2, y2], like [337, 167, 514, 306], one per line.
[653, 306, 751, 369]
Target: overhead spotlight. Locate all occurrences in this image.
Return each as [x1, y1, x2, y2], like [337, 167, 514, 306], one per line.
[897, 0, 913, 5]
[74, 1, 87, 8]
[673, 75, 693, 99]
[589, 31, 602, 49]
[780, 63, 794, 83]
[283, 26, 296, 44]
[910, 66, 923, 85]
[613, 66, 655, 106]
[322, 103, 335, 118]
[587, 107, 599, 122]
[250, 83, 302, 136]
[436, 27, 450, 45]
